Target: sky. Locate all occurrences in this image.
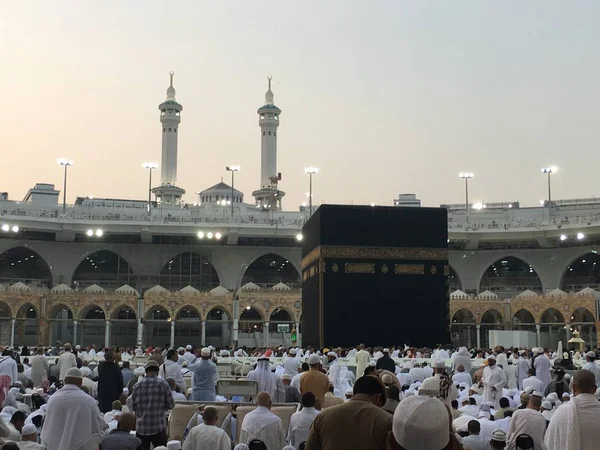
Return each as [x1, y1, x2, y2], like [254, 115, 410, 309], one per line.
[1, 1, 599, 209]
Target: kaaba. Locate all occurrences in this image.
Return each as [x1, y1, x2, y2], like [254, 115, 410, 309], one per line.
[301, 204, 450, 348]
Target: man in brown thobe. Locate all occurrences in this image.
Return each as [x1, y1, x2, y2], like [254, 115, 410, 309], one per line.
[300, 355, 330, 410]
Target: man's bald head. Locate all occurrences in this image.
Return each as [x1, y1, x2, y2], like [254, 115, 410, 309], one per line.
[256, 391, 272, 408]
[574, 369, 597, 395]
[117, 412, 136, 432]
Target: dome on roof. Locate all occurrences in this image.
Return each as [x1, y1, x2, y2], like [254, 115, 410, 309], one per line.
[179, 285, 200, 296]
[272, 282, 291, 291]
[83, 284, 106, 294]
[576, 287, 600, 299]
[546, 288, 567, 298]
[477, 290, 498, 299]
[450, 289, 469, 299]
[8, 282, 31, 293]
[114, 284, 139, 296]
[146, 285, 169, 295]
[209, 286, 229, 297]
[199, 182, 243, 196]
[50, 284, 73, 294]
[240, 282, 261, 291]
[515, 289, 539, 299]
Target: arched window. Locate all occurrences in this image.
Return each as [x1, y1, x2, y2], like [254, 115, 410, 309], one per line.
[169, 127, 172, 132]
[268, 131, 272, 136]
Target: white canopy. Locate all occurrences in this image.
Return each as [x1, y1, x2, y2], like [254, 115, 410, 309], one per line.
[272, 282, 291, 291]
[83, 284, 106, 294]
[8, 282, 31, 293]
[576, 287, 600, 299]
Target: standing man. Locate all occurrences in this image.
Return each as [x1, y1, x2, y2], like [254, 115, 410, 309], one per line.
[97, 351, 123, 413]
[282, 348, 300, 377]
[300, 354, 330, 409]
[582, 351, 600, 386]
[533, 347, 551, 393]
[247, 357, 284, 403]
[516, 350, 530, 389]
[30, 347, 48, 387]
[239, 392, 286, 450]
[0, 348, 19, 386]
[131, 360, 174, 450]
[159, 349, 187, 394]
[420, 360, 458, 409]
[453, 347, 472, 373]
[41, 368, 107, 449]
[188, 348, 218, 401]
[58, 343, 77, 382]
[375, 349, 396, 373]
[482, 355, 507, 409]
[355, 344, 371, 378]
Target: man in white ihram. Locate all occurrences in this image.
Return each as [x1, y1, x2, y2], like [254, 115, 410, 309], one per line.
[482, 355, 507, 409]
[516, 350, 530, 389]
[522, 368, 544, 393]
[452, 347, 472, 373]
[582, 351, 600, 385]
[41, 368, 107, 450]
[533, 347, 551, 393]
[282, 348, 300, 377]
[420, 360, 458, 409]
[240, 391, 286, 450]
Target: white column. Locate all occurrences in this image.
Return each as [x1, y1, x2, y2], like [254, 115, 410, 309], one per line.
[201, 321, 206, 346]
[10, 319, 16, 348]
[232, 318, 239, 347]
[170, 320, 176, 348]
[105, 321, 111, 348]
[73, 320, 78, 346]
[264, 321, 270, 348]
[136, 318, 144, 349]
[476, 324, 481, 349]
[536, 324, 541, 347]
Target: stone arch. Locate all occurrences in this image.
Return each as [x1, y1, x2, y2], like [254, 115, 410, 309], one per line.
[571, 307, 596, 324]
[80, 304, 107, 320]
[240, 306, 264, 333]
[175, 305, 202, 320]
[479, 256, 543, 295]
[512, 308, 536, 325]
[49, 303, 74, 319]
[205, 305, 233, 320]
[16, 303, 38, 319]
[72, 250, 134, 291]
[159, 252, 220, 292]
[560, 251, 600, 291]
[111, 304, 137, 320]
[111, 304, 137, 348]
[540, 308, 565, 324]
[14, 303, 38, 347]
[448, 265, 463, 291]
[241, 253, 301, 288]
[0, 246, 53, 289]
[452, 308, 476, 324]
[268, 306, 295, 333]
[145, 305, 171, 320]
[144, 305, 170, 348]
[49, 303, 74, 345]
[0, 301, 11, 319]
[205, 306, 232, 348]
[174, 305, 202, 348]
[480, 309, 503, 325]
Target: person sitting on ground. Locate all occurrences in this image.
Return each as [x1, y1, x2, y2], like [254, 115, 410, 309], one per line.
[7, 410, 26, 442]
[451, 365, 472, 387]
[461, 420, 488, 450]
[281, 374, 301, 403]
[99, 412, 141, 450]
[489, 429, 507, 450]
[287, 392, 320, 448]
[182, 406, 230, 450]
[239, 392, 286, 450]
[493, 397, 512, 420]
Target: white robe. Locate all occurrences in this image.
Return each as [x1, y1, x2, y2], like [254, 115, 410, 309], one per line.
[506, 408, 547, 450]
[355, 350, 370, 379]
[482, 365, 507, 409]
[516, 356, 530, 389]
[582, 361, 600, 386]
[522, 376, 544, 393]
[533, 354, 551, 392]
[40, 384, 107, 450]
[182, 423, 230, 450]
[419, 374, 458, 409]
[545, 393, 600, 450]
[287, 406, 319, 448]
[239, 406, 286, 450]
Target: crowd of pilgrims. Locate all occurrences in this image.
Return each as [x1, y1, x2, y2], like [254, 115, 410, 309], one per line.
[0, 342, 598, 449]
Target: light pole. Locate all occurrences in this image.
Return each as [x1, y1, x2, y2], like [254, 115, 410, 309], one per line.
[57, 159, 74, 214]
[459, 172, 474, 222]
[541, 166, 557, 205]
[304, 167, 319, 215]
[226, 165, 240, 218]
[143, 162, 158, 216]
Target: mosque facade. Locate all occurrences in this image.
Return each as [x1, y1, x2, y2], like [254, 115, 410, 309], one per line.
[1, 74, 600, 350]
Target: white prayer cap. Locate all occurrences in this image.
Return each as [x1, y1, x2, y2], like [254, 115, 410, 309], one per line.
[234, 445, 250, 450]
[167, 441, 182, 450]
[200, 347, 211, 356]
[524, 386, 534, 394]
[533, 347, 540, 354]
[491, 429, 507, 442]
[154, 447, 168, 450]
[487, 354, 496, 361]
[289, 348, 297, 355]
[532, 390, 543, 398]
[75, 345, 81, 350]
[383, 348, 390, 353]
[562, 392, 571, 399]
[282, 446, 296, 450]
[21, 423, 37, 436]
[65, 368, 83, 379]
[563, 352, 569, 358]
[434, 360, 445, 369]
[541, 401, 552, 410]
[134, 367, 145, 376]
[586, 351, 596, 358]
[458, 382, 469, 389]
[208, 345, 214, 351]
[185, 345, 192, 350]
[281, 374, 292, 381]
[381, 374, 394, 385]
[369, 360, 376, 367]
[307, 355, 320, 365]
[452, 414, 473, 432]
[327, 351, 337, 358]
[177, 347, 185, 352]
[546, 392, 559, 402]
[220, 350, 229, 357]
[392, 396, 449, 450]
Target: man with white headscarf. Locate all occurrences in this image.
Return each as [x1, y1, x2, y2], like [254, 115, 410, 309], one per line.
[239, 392, 286, 450]
[533, 347, 551, 393]
[326, 352, 350, 397]
[282, 348, 300, 377]
[419, 360, 458, 409]
[453, 347, 472, 373]
[482, 355, 507, 409]
[246, 358, 284, 402]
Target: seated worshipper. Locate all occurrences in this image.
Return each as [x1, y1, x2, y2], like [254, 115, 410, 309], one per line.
[419, 360, 458, 409]
[99, 412, 141, 450]
[522, 368, 543, 393]
[239, 392, 286, 450]
[544, 369, 569, 398]
[506, 394, 546, 450]
[0, 350, 18, 385]
[326, 352, 351, 396]
[287, 392, 319, 448]
[493, 410, 512, 434]
[97, 351, 124, 414]
[323, 382, 344, 409]
[159, 349, 187, 394]
[489, 429, 507, 450]
[103, 400, 123, 424]
[18, 423, 44, 449]
[41, 368, 107, 450]
[167, 441, 182, 450]
[452, 365, 472, 387]
[306, 375, 392, 450]
[182, 406, 230, 450]
[281, 374, 301, 403]
[540, 400, 554, 422]
[461, 420, 488, 450]
[493, 397, 513, 420]
[383, 385, 400, 414]
[545, 369, 600, 450]
[166, 377, 187, 401]
[248, 441, 267, 450]
[458, 397, 479, 417]
[556, 352, 575, 371]
[389, 395, 461, 450]
[188, 348, 218, 401]
[6, 410, 26, 442]
[476, 402, 498, 440]
[247, 358, 284, 403]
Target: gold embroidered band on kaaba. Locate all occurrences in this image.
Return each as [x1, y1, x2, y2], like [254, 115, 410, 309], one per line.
[301, 245, 448, 269]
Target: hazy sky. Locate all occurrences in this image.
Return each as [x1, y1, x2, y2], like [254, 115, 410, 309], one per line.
[1, 1, 599, 209]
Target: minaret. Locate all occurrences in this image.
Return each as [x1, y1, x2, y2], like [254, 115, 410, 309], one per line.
[252, 76, 285, 210]
[152, 71, 185, 207]
[160, 71, 182, 184]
